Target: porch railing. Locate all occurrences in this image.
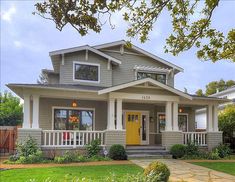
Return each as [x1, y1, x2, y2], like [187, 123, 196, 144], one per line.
[183, 132, 207, 146]
[41, 130, 105, 148]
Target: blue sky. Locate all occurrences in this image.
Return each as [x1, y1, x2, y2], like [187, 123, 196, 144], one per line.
[1, 1, 235, 95]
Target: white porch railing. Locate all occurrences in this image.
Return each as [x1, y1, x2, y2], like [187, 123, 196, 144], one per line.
[183, 132, 207, 146]
[42, 130, 105, 148]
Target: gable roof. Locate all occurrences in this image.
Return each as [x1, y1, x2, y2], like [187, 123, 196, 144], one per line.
[98, 78, 192, 100]
[93, 40, 184, 73]
[49, 45, 121, 65]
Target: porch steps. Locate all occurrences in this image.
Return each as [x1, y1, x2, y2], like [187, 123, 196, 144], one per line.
[126, 146, 172, 159]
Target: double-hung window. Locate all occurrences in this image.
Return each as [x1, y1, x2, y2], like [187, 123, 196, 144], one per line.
[74, 62, 100, 83]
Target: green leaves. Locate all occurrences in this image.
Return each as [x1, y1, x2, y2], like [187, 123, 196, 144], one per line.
[34, 0, 235, 62]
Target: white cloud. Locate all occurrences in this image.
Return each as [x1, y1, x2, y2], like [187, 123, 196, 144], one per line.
[13, 40, 22, 48]
[1, 5, 16, 22]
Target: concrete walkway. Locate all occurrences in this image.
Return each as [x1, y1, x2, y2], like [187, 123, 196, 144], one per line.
[131, 159, 235, 182]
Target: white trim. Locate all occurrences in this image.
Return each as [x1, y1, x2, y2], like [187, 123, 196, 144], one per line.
[49, 45, 121, 65]
[99, 78, 192, 100]
[123, 110, 149, 145]
[93, 40, 183, 72]
[157, 112, 189, 133]
[135, 70, 168, 85]
[52, 106, 95, 130]
[73, 61, 100, 83]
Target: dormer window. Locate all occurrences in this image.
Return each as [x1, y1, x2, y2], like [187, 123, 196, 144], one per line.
[73, 61, 100, 83]
[137, 72, 166, 84]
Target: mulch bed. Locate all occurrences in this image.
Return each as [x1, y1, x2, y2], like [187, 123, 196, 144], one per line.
[0, 160, 133, 169]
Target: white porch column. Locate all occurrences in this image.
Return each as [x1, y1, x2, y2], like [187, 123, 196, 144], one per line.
[213, 104, 219, 132]
[107, 98, 115, 130]
[172, 102, 179, 131]
[207, 104, 213, 132]
[23, 94, 31, 128]
[116, 99, 123, 130]
[165, 101, 173, 131]
[32, 95, 40, 129]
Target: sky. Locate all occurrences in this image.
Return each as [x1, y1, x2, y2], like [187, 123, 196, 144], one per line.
[1, 0, 235, 96]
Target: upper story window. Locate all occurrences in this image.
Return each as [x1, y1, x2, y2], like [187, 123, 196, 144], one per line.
[137, 72, 166, 84]
[73, 62, 100, 83]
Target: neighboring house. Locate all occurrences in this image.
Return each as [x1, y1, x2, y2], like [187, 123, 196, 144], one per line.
[7, 40, 229, 154]
[196, 86, 235, 129]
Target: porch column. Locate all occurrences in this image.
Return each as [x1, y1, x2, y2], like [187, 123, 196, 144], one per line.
[172, 102, 179, 131]
[107, 98, 115, 130]
[116, 99, 123, 130]
[32, 95, 39, 129]
[206, 104, 213, 132]
[23, 94, 31, 128]
[213, 104, 219, 132]
[165, 101, 173, 131]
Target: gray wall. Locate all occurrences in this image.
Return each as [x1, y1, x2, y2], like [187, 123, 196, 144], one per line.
[39, 98, 107, 130]
[102, 48, 174, 87]
[59, 51, 112, 87]
[47, 74, 59, 84]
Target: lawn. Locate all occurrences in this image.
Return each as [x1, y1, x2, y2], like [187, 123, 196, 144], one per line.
[191, 162, 235, 176]
[0, 164, 143, 182]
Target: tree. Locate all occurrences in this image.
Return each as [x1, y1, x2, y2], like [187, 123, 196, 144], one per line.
[219, 105, 235, 147]
[34, 0, 235, 62]
[196, 79, 235, 96]
[0, 91, 23, 126]
[37, 71, 48, 84]
[195, 89, 204, 96]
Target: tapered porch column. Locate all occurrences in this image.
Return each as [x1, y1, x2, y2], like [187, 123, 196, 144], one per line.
[213, 104, 219, 132]
[172, 102, 179, 131]
[116, 99, 123, 130]
[207, 104, 213, 132]
[165, 101, 173, 131]
[23, 94, 31, 128]
[32, 95, 39, 129]
[107, 98, 115, 130]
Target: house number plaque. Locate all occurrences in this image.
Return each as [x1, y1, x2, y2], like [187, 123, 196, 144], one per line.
[142, 95, 151, 100]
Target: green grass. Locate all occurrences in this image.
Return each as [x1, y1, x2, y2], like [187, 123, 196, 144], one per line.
[0, 164, 143, 182]
[191, 162, 235, 176]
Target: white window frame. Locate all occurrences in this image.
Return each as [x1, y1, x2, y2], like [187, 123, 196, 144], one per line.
[73, 61, 100, 83]
[52, 106, 95, 130]
[157, 112, 189, 133]
[136, 71, 168, 84]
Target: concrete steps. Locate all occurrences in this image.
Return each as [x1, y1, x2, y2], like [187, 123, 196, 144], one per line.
[126, 145, 172, 159]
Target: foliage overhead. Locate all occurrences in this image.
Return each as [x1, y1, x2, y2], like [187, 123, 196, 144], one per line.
[0, 91, 23, 126]
[34, 0, 235, 62]
[195, 79, 235, 96]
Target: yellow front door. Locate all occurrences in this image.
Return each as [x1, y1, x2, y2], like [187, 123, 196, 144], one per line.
[126, 112, 141, 145]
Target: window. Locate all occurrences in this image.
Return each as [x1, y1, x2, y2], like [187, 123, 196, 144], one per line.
[137, 72, 166, 84]
[74, 62, 99, 82]
[54, 108, 94, 130]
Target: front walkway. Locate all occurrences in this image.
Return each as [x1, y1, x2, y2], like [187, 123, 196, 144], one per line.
[131, 159, 235, 182]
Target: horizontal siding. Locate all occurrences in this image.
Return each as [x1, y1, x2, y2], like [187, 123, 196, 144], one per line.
[60, 51, 112, 87]
[39, 98, 107, 130]
[102, 51, 174, 87]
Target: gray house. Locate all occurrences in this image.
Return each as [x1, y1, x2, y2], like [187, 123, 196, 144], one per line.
[7, 40, 228, 156]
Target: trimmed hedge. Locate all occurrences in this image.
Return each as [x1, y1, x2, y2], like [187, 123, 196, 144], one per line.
[109, 144, 127, 160]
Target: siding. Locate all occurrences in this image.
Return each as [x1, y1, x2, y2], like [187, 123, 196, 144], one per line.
[39, 98, 107, 130]
[59, 51, 112, 87]
[47, 74, 59, 84]
[101, 50, 174, 87]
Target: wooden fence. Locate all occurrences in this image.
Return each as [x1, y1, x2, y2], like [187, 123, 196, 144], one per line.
[0, 126, 17, 155]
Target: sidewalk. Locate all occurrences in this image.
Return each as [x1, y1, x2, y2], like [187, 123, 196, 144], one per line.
[131, 159, 235, 182]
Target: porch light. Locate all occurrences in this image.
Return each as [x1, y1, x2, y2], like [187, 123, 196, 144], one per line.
[72, 100, 77, 107]
[179, 108, 183, 113]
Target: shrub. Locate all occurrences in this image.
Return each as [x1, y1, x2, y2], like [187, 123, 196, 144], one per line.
[109, 144, 127, 160]
[170, 144, 186, 159]
[17, 136, 39, 157]
[86, 139, 101, 158]
[54, 151, 77, 163]
[208, 150, 221, 160]
[213, 143, 231, 158]
[144, 161, 170, 182]
[185, 142, 199, 156]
